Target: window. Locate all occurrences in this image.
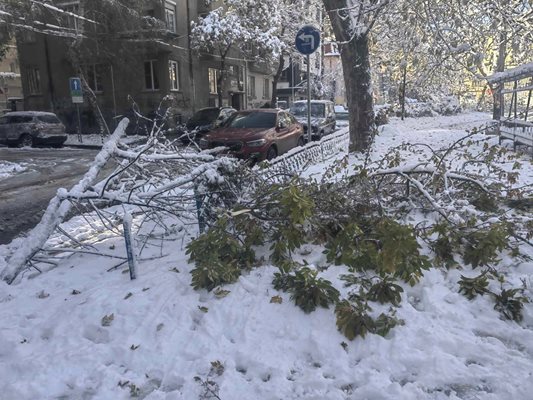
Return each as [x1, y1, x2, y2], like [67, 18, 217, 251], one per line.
[37, 115, 61, 124]
[165, 2, 176, 33]
[86, 64, 104, 92]
[169, 60, 179, 91]
[59, 2, 81, 32]
[208, 68, 218, 94]
[263, 78, 270, 99]
[248, 76, 256, 98]
[9, 116, 33, 124]
[26, 68, 41, 94]
[144, 60, 159, 90]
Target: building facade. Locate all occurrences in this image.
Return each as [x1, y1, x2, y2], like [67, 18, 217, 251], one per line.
[0, 41, 23, 112]
[15, 0, 276, 134]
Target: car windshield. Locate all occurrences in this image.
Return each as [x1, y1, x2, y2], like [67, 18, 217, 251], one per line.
[225, 112, 276, 129]
[188, 109, 219, 126]
[290, 103, 325, 118]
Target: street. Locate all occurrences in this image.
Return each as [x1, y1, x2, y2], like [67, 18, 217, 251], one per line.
[0, 147, 112, 245]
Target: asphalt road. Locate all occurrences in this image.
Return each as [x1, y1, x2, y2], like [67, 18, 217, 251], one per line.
[0, 146, 113, 245]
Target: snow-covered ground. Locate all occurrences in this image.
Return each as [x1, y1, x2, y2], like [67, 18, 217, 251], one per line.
[0, 112, 532, 399]
[0, 160, 27, 181]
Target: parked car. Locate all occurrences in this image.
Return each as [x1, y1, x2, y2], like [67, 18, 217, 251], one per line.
[290, 100, 336, 140]
[179, 106, 236, 143]
[199, 109, 304, 162]
[0, 111, 67, 148]
[334, 105, 349, 127]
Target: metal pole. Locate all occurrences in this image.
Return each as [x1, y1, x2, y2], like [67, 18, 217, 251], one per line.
[76, 103, 83, 143]
[110, 65, 117, 128]
[123, 212, 137, 280]
[307, 54, 311, 143]
[291, 58, 295, 106]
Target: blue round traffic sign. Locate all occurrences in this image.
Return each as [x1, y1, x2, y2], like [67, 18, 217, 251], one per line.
[295, 25, 321, 55]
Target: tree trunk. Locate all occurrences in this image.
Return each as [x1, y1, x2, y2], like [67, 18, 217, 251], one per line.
[323, 0, 374, 152]
[492, 31, 507, 120]
[271, 51, 285, 107]
[217, 55, 226, 107]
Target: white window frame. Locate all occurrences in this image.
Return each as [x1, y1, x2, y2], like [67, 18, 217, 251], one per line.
[169, 60, 180, 91]
[58, 2, 82, 32]
[208, 68, 218, 94]
[248, 75, 256, 98]
[165, 1, 177, 33]
[144, 60, 159, 91]
[263, 78, 270, 99]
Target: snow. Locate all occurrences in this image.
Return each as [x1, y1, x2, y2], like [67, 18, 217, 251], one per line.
[0, 160, 27, 181]
[487, 62, 533, 84]
[0, 113, 532, 399]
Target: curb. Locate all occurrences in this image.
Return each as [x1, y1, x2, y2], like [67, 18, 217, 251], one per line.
[65, 143, 103, 150]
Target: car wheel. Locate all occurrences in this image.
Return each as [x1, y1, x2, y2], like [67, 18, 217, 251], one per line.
[297, 137, 305, 147]
[266, 146, 277, 161]
[18, 134, 33, 148]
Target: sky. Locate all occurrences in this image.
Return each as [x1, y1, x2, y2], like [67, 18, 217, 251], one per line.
[0, 112, 532, 400]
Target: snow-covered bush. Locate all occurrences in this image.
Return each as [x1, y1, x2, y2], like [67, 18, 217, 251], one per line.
[430, 95, 462, 115]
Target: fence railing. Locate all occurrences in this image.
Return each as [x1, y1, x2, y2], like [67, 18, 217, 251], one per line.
[257, 128, 350, 176]
[499, 119, 533, 154]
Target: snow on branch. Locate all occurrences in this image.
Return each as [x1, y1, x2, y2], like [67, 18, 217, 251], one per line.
[487, 62, 533, 84]
[0, 118, 129, 285]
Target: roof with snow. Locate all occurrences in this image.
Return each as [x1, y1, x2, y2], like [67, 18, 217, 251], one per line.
[487, 62, 533, 84]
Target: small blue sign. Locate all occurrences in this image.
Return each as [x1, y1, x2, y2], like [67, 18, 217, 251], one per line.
[295, 25, 321, 55]
[69, 77, 83, 104]
[69, 77, 82, 93]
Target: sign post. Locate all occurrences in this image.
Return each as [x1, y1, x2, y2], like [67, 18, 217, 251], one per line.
[295, 25, 321, 143]
[69, 77, 83, 143]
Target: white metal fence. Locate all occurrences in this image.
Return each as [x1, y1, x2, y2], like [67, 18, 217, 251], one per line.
[499, 120, 533, 154]
[258, 128, 350, 175]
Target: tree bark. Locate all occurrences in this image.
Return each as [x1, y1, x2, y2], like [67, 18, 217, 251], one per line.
[492, 31, 507, 120]
[323, 0, 375, 152]
[271, 51, 285, 107]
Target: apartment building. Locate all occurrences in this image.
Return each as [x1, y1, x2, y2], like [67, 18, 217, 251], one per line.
[15, 0, 275, 133]
[0, 41, 23, 112]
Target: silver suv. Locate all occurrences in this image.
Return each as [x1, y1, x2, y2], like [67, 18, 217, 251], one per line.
[289, 100, 336, 140]
[0, 111, 67, 148]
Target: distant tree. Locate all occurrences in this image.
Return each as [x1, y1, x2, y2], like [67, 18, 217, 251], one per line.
[268, 0, 320, 107]
[191, 0, 281, 107]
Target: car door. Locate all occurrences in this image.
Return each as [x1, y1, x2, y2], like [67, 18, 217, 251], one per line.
[6, 115, 31, 141]
[274, 112, 292, 154]
[286, 113, 302, 148]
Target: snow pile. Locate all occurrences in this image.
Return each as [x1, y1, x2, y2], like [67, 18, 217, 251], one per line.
[0, 160, 27, 180]
[0, 113, 532, 399]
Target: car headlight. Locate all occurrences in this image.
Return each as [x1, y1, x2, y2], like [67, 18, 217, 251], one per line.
[247, 139, 266, 147]
[199, 138, 209, 148]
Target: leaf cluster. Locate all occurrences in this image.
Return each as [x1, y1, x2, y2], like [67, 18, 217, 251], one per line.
[187, 217, 256, 291]
[463, 224, 509, 268]
[324, 218, 431, 285]
[273, 267, 340, 313]
[335, 300, 402, 340]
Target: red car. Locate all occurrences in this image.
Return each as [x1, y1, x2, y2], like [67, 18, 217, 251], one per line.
[199, 109, 304, 161]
